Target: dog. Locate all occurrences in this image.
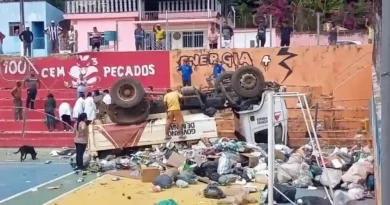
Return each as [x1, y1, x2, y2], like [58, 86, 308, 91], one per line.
[14, 145, 37, 162]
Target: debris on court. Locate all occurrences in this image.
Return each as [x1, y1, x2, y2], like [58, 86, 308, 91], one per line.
[78, 138, 375, 204]
[47, 185, 61, 190]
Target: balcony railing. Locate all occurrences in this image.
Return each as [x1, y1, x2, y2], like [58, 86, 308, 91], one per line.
[158, 0, 221, 13]
[140, 0, 221, 21]
[65, 0, 138, 14]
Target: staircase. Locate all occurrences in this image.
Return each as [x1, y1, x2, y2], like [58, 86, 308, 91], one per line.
[286, 86, 371, 148]
[0, 89, 76, 147]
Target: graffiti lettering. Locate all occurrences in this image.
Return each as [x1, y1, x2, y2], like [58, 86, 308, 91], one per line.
[177, 52, 253, 69]
[3, 60, 28, 75]
[3, 60, 65, 78]
[103, 64, 156, 77]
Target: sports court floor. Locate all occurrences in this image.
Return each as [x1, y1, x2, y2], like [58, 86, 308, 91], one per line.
[0, 148, 98, 205]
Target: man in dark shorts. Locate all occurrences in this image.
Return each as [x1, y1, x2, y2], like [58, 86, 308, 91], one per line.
[177, 59, 193, 86]
[256, 22, 267, 47]
[11, 81, 23, 121]
[24, 70, 40, 109]
[280, 21, 293, 47]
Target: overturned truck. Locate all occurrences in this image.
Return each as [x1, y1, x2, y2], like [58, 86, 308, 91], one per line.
[88, 66, 289, 153]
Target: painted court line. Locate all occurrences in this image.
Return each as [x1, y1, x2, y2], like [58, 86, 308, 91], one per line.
[0, 162, 68, 165]
[42, 175, 103, 205]
[0, 171, 74, 204]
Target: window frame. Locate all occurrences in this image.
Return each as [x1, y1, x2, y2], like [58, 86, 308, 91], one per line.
[9, 22, 20, 36]
[87, 32, 109, 47]
[182, 31, 204, 49]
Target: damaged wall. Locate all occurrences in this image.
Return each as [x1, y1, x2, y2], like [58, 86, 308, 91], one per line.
[170, 45, 373, 107]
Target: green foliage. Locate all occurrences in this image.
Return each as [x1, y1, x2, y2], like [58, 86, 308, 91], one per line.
[47, 0, 65, 11]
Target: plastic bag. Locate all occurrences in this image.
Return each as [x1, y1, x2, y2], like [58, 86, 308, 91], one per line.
[276, 162, 301, 183]
[155, 199, 179, 205]
[153, 174, 173, 189]
[263, 184, 296, 203]
[334, 190, 356, 205]
[347, 188, 364, 200]
[296, 196, 331, 205]
[203, 182, 226, 199]
[292, 163, 313, 188]
[217, 153, 235, 175]
[320, 168, 342, 188]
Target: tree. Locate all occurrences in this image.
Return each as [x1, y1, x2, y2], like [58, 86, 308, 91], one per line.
[254, 0, 296, 26]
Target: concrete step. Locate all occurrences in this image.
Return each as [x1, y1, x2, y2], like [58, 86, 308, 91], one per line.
[0, 131, 73, 138]
[0, 120, 73, 132]
[0, 89, 77, 99]
[0, 137, 74, 148]
[0, 99, 74, 109]
[288, 130, 365, 139]
[288, 119, 363, 131]
[0, 109, 60, 120]
[288, 137, 372, 148]
[288, 108, 369, 119]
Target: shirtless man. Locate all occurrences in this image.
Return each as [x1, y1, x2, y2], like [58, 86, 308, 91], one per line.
[11, 81, 23, 121]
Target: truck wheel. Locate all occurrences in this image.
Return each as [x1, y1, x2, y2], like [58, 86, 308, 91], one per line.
[107, 100, 150, 125]
[231, 66, 265, 98]
[110, 77, 145, 108]
[181, 86, 197, 96]
[214, 71, 233, 92]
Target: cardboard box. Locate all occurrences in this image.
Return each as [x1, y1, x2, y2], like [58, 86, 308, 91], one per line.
[141, 167, 160, 183]
[239, 153, 259, 168]
[166, 152, 186, 168]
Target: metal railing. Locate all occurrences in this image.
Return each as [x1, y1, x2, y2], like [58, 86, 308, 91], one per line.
[65, 0, 138, 14]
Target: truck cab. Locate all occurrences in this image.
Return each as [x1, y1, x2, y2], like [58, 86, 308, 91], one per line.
[236, 90, 288, 145]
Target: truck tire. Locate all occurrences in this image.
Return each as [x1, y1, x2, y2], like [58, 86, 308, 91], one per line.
[231, 66, 265, 98]
[107, 100, 150, 125]
[214, 71, 233, 92]
[110, 77, 145, 108]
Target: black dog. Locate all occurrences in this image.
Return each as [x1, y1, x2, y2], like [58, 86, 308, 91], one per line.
[14, 145, 37, 162]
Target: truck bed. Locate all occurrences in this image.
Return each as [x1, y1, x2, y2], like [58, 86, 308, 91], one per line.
[88, 109, 237, 153]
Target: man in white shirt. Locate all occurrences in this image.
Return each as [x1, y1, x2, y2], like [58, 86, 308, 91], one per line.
[59, 102, 73, 131]
[84, 92, 96, 125]
[73, 93, 85, 120]
[102, 89, 111, 105]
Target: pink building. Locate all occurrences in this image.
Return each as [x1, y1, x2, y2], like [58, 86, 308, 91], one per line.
[63, 0, 230, 51]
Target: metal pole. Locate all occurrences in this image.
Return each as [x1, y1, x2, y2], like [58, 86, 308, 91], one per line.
[115, 21, 119, 51]
[316, 12, 320, 45]
[267, 91, 275, 205]
[207, 0, 210, 18]
[380, 0, 390, 203]
[165, 10, 168, 50]
[20, 0, 25, 56]
[269, 14, 272, 47]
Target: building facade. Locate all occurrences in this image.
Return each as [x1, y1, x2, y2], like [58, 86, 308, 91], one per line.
[63, 0, 232, 51]
[0, 0, 64, 57]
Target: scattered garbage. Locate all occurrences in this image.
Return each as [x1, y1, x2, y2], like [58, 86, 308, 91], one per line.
[60, 138, 375, 204]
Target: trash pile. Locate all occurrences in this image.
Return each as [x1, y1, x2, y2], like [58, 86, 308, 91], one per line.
[77, 138, 375, 205]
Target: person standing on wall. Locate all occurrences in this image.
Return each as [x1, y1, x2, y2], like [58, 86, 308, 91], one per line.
[68, 25, 78, 53]
[91, 27, 101, 52]
[328, 22, 337, 45]
[280, 20, 293, 47]
[19, 27, 33, 57]
[177, 59, 193, 87]
[164, 88, 185, 140]
[45, 20, 62, 54]
[153, 24, 165, 50]
[0, 31, 5, 54]
[221, 21, 234, 48]
[365, 18, 374, 44]
[212, 60, 225, 85]
[256, 21, 267, 47]
[208, 27, 219, 49]
[134, 23, 145, 50]
[11, 81, 23, 121]
[24, 69, 40, 110]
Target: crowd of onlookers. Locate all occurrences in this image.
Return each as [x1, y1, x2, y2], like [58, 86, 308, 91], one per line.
[10, 69, 111, 132]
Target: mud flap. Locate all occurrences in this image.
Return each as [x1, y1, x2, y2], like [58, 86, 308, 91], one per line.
[99, 123, 148, 149]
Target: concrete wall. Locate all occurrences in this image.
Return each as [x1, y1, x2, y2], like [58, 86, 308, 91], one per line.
[0, 1, 63, 56]
[170, 45, 373, 107]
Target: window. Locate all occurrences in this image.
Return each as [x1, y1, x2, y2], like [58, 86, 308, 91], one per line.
[87, 32, 109, 47]
[9, 22, 20, 36]
[182, 31, 204, 48]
